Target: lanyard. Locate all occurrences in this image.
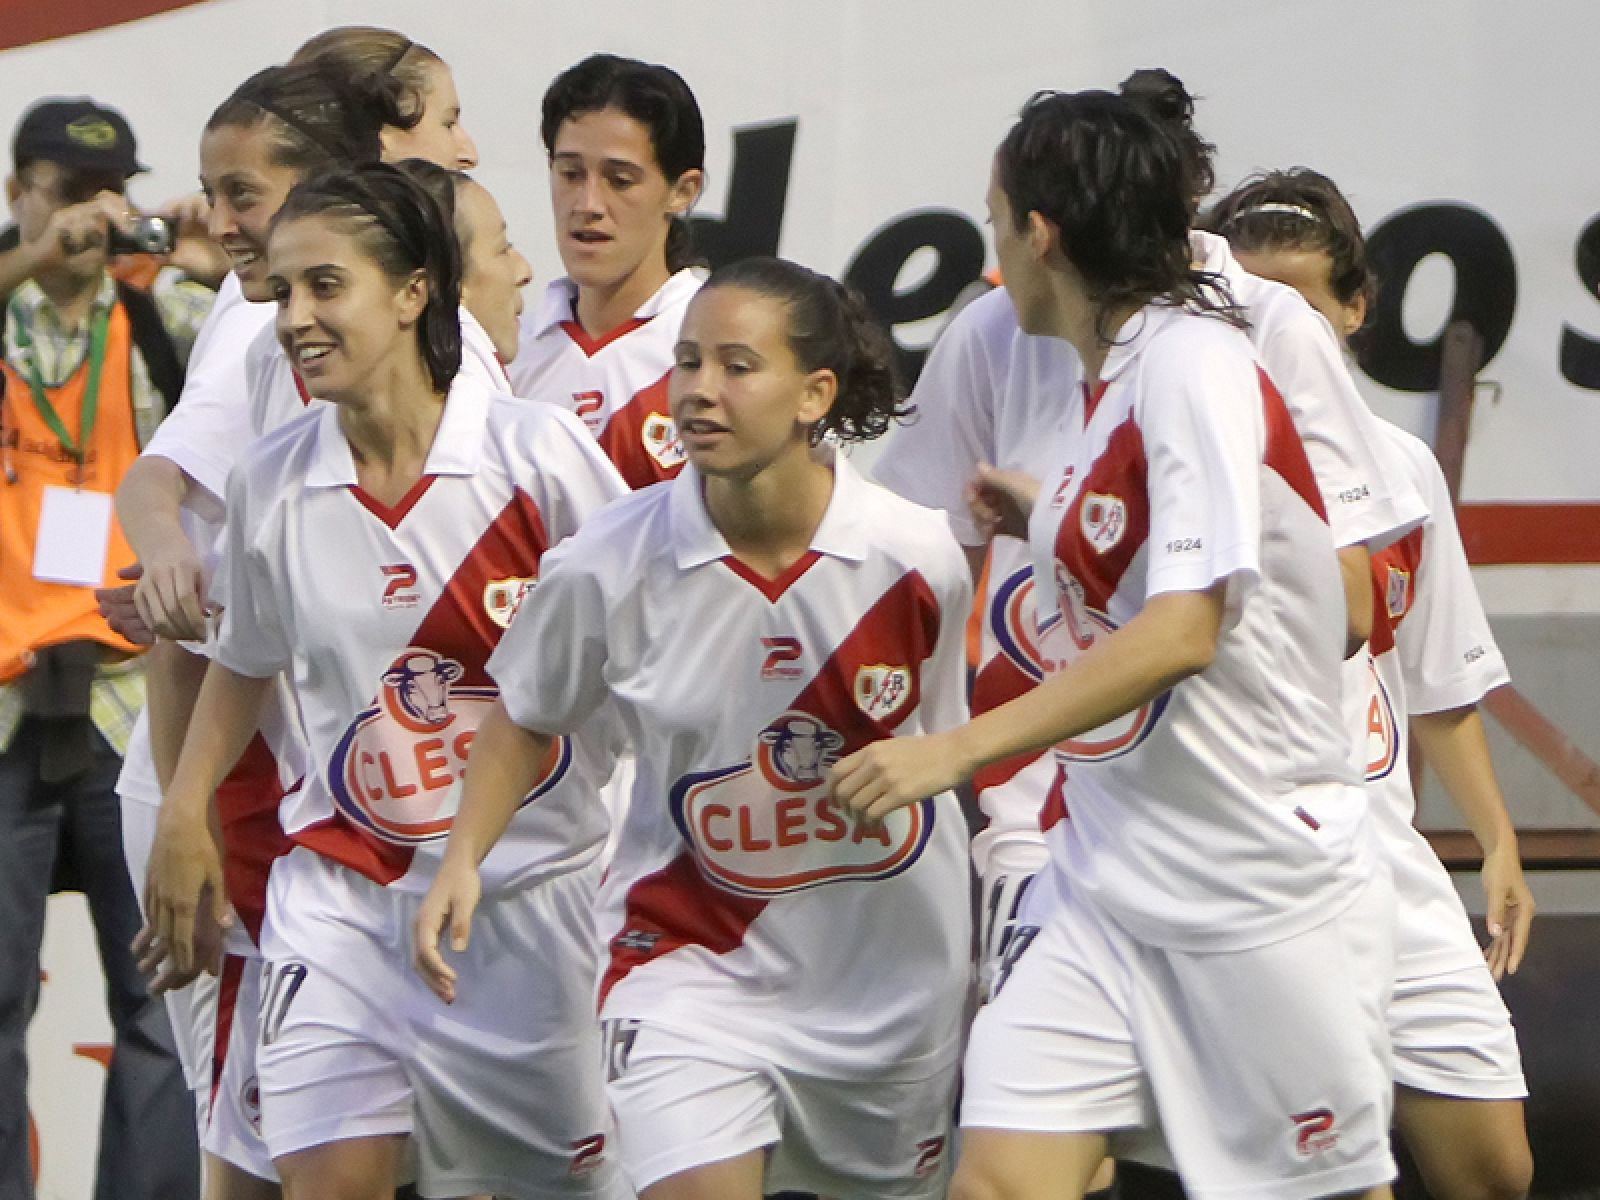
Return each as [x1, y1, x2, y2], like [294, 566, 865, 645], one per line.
[7, 296, 111, 468]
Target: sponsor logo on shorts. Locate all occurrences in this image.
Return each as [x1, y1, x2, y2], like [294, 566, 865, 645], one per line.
[329, 648, 570, 845]
[616, 929, 660, 953]
[573, 390, 605, 433]
[241, 1076, 262, 1135]
[483, 576, 537, 629]
[760, 635, 805, 681]
[1080, 491, 1127, 552]
[1292, 1108, 1340, 1156]
[670, 712, 934, 896]
[380, 562, 419, 608]
[1385, 565, 1412, 620]
[914, 1135, 947, 1179]
[641, 412, 686, 470]
[569, 1133, 607, 1177]
[854, 663, 911, 720]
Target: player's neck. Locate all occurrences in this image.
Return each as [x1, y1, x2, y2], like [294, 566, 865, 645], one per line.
[1041, 273, 1136, 386]
[338, 362, 445, 504]
[574, 259, 670, 339]
[705, 447, 834, 579]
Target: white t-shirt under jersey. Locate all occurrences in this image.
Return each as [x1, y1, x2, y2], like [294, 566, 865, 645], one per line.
[508, 269, 699, 490]
[1347, 421, 1509, 976]
[490, 455, 973, 1082]
[213, 375, 627, 896]
[1029, 302, 1373, 954]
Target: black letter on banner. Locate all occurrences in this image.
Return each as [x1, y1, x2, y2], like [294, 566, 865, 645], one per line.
[1356, 204, 1517, 393]
[845, 210, 985, 382]
[691, 120, 797, 270]
[1560, 215, 1600, 390]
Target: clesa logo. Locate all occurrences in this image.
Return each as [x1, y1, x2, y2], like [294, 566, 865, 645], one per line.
[641, 412, 686, 470]
[329, 648, 570, 845]
[483, 576, 537, 629]
[1386, 565, 1412, 620]
[572, 390, 606, 433]
[1364, 656, 1399, 781]
[1080, 490, 1127, 553]
[854, 664, 912, 720]
[670, 711, 934, 897]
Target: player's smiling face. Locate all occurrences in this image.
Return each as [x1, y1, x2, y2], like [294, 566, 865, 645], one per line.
[456, 180, 532, 362]
[200, 123, 302, 302]
[670, 284, 835, 479]
[267, 213, 430, 402]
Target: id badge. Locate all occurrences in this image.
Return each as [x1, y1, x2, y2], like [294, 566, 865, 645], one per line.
[32, 486, 113, 587]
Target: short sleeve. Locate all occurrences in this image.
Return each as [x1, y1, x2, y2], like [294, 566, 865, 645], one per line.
[211, 468, 292, 679]
[488, 534, 613, 735]
[872, 291, 1005, 545]
[522, 405, 629, 544]
[1395, 445, 1509, 713]
[1140, 333, 1262, 611]
[916, 532, 975, 737]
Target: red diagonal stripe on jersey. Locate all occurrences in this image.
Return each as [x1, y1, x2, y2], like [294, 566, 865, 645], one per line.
[291, 488, 552, 883]
[215, 732, 290, 945]
[599, 569, 943, 1004]
[1059, 416, 1151, 613]
[1367, 525, 1425, 657]
[1260, 367, 1327, 522]
[598, 370, 683, 489]
[971, 655, 1048, 793]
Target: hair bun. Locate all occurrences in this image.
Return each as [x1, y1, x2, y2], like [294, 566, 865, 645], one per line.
[1119, 68, 1195, 125]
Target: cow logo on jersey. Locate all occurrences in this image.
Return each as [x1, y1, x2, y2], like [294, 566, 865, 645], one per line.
[1364, 655, 1399, 780]
[671, 710, 933, 897]
[1079, 491, 1127, 553]
[854, 664, 912, 720]
[1386, 565, 1412, 620]
[572, 390, 605, 433]
[380, 563, 419, 608]
[330, 647, 571, 845]
[641, 412, 686, 470]
[483, 576, 537, 629]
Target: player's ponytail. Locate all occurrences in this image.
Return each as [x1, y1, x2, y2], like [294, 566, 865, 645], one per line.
[274, 162, 463, 392]
[703, 257, 910, 444]
[1118, 67, 1216, 213]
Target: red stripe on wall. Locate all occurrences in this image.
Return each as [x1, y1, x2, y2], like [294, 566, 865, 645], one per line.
[0, 0, 207, 51]
[1457, 503, 1600, 565]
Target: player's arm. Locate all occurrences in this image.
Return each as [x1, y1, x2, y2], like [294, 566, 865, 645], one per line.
[834, 584, 1224, 819]
[1411, 704, 1533, 979]
[1338, 544, 1374, 656]
[116, 455, 210, 641]
[415, 702, 559, 1003]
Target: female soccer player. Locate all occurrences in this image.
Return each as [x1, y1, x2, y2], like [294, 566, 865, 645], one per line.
[508, 52, 706, 489]
[1210, 167, 1534, 1200]
[163, 162, 628, 1200]
[418, 257, 974, 1200]
[837, 91, 1398, 1200]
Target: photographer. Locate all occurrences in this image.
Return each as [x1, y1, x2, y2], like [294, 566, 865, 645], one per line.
[0, 97, 206, 1200]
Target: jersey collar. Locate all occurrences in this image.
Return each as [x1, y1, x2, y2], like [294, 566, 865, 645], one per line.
[304, 371, 493, 489]
[523, 267, 703, 340]
[669, 446, 874, 571]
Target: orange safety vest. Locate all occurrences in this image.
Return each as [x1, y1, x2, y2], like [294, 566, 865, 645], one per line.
[0, 301, 142, 683]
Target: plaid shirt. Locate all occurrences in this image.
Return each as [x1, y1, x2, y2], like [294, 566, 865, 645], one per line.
[0, 654, 146, 756]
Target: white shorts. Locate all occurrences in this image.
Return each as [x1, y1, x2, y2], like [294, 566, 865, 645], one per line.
[963, 868, 1397, 1200]
[1390, 961, 1526, 1100]
[256, 848, 625, 1199]
[605, 1020, 956, 1199]
[203, 952, 279, 1181]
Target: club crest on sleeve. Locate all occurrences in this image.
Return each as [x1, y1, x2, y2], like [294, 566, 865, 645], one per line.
[572, 390, 605, 433]
[483, 576, 538, 629]
[854, 663, 912, 720]
[641, 412, 686, 469]
[1080, 491, 1126, 553]
[1385, 565, 1412, 620]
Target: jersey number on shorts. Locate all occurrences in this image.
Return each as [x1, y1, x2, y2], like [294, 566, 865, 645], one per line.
[260, 962, 309, 1047]
[601, 1018, 640, 1082]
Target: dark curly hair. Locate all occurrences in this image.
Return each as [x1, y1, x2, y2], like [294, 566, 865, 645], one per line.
[272, 162, 463, 392]
[701, 257, 909, 444]
[541, 53, 705, 273]
[996, 88, 1244, 343]
[1118, 67, 1216, 217]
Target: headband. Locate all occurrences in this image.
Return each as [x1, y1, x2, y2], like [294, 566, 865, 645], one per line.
[1224, 201, 1319, 227]
[382, 38, 416, 76]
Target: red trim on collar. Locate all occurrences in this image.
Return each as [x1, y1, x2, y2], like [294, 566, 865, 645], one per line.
[1082, 379, 1109, 424]
[293, 370, 313, 407]
[720, 550, 823, 603]
[349, 475, 437, 529]
[560, 315, 651, 358]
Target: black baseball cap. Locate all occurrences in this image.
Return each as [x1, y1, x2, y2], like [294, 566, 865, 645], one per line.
[12, 97, 147, 178]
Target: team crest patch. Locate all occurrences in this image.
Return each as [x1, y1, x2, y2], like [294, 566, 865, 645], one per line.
[854, 664, 912, 720]
[483, 576, 537, 629]
[1386, 565, 1411, 619]
[1080, 491, 1126, 552]
[670, 711, 934, 896]
[329, 647, 570, 845]
[641, 412, 686, 469]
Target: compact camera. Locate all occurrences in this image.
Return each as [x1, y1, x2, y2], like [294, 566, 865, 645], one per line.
[108, 215, 175, 256]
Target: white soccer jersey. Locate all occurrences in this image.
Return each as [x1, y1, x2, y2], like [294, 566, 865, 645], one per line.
[1348, 421, 1510, 976]
[508, 269, 699, 489]
[490, 456, 973, 1081]
[1029, 302, 1373, 953]
[1192, 231, 1425, 551]
[213, 375, 628, 894]
[874, 287, 1078, 877]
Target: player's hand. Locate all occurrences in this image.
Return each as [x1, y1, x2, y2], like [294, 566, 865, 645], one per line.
[133, 531, 211, 642]
[830, 732, 971, 823]
[414, 856, 482, 1005]
[1481, 841, 1534, 980]
[145, 803, 232, 978]
[967, 463, 1040, 542]
[96, 563, 154, 645]
[133, 887, 226, 992]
